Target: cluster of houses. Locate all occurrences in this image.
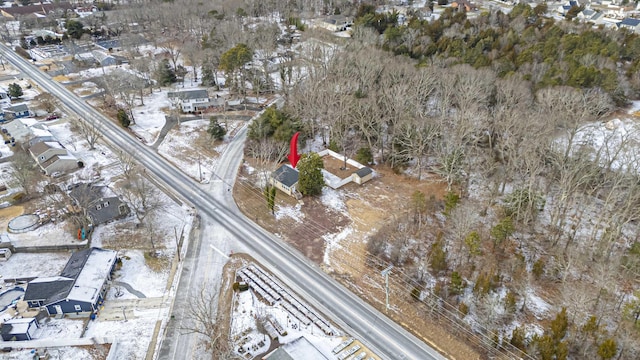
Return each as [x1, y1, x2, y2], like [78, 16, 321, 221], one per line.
[1, 117, 83, 176]
[0, 88, 31, 124]
[0, 1, 97, 20]
[1, 247, 118, 341]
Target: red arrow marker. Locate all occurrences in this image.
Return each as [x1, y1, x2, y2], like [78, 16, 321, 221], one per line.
[288, 132, 301, 168]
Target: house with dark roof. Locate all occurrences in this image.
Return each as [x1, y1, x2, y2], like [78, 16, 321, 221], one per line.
[69, 183, 130, 225]
[618, 18, 640, 33]
[1, 318, 39, 341]
[23, 247, 118, 317]
[167, 89, 211, 112]
[270, 164, 300, 198]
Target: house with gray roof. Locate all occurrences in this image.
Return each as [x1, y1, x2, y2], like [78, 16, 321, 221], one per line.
[3, 104, 30, 120]
[270, 164, 300, 198]
[23, 247, 118, 317]
[167, 89, 211, 112]
[69, 183, 130, 226]
[29, 141, 82, 176]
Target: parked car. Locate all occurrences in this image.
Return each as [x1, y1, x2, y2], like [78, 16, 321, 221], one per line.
[45, 114, 60, 121]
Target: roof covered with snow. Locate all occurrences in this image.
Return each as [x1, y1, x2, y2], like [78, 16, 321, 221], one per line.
[24, 248, 117, 306]
[66, 247, 117, 303]
[264, 336, 329, 360]
[1, 317, 37, 335]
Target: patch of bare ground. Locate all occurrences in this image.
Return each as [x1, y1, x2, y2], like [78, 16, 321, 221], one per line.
[81, 343, 111, 359]
[234, 163, 483, 359]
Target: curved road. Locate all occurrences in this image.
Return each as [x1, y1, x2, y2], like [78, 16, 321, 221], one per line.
[0, 43, 446, 360]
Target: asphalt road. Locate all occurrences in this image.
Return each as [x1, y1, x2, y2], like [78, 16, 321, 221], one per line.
[0, 43, 446, 360]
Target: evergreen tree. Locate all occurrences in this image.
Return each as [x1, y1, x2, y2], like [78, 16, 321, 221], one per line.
[117, 108, 130, 128]
[264, 185, 277, 214]
[297, 153, 324, 196]
[7, 83, 23, 99]
[207, 117, 226, 140]
[155, 59, 177, 86]
[597, 338, 618, 360]
[65, 19, 85, 40]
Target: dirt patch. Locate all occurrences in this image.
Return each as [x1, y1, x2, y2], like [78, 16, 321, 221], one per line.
[234, 163, 481, 359]
[0, 205, 25, 230]
[322, 155, 356, 179]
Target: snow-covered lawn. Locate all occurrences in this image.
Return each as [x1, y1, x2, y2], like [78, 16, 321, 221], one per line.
[129, 90, 170, 144]
[157, 119, 214, 181]
[0, 252, 69, 279]
[116, 250, 169, 298]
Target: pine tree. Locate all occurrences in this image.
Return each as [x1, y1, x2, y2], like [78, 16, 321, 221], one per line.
[155, 59, 177, 86]
[297, 153, 324, 196]
[597, 338, 618, 360]
[8, 83, 23, 99]
[117, 109, 130, 128]
[207, 117, 226, 140]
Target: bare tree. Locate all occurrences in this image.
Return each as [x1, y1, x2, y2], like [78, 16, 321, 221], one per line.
[117, 150, 138, 180]
[120, 173, 165, 225]
[72, 118, 103, 150]
[10, 151, 41, 197]
[181, 287, 237, 358]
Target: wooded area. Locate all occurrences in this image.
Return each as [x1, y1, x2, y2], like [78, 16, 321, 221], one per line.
[5, 0, 640, 358]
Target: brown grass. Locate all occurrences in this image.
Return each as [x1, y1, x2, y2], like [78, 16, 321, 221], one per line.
[234, 162, 481, 359]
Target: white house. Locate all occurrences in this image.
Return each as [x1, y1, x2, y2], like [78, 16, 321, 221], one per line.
[319, 15, 353, 32]
[167, 89, 211, 112]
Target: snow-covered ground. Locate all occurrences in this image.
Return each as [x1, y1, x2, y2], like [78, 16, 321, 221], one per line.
[129, 90, 170, 144]
[231, 278, 343, 359]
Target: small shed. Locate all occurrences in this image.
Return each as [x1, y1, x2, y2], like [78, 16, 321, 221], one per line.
[1, 318, 39, 341]
[270, 164, 299, 198]
[352, 167, 373, 185]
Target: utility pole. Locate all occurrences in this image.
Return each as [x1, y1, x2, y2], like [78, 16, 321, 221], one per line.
[381, 265, 393, 312]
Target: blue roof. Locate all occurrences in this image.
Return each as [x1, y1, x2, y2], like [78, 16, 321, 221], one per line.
[620, 18, 640, 27]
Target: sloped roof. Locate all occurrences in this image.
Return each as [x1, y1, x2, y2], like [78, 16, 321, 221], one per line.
[24, 248, 117, 307]
[29, 141, 64, 157]
[87, 197, 127, 225]
[5, 104, 29, 113]
[1, 2, 73, 17]
[354, 167, 373, 178]
[40, 154, 78, 170]
[167, 89, 209, 100]
[620, 18, 640, 27]
[23, 276, 74, 304]
[272, 164, 299, 187]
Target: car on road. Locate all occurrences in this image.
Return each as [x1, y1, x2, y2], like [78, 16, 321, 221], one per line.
[45, 113, 60, 121]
